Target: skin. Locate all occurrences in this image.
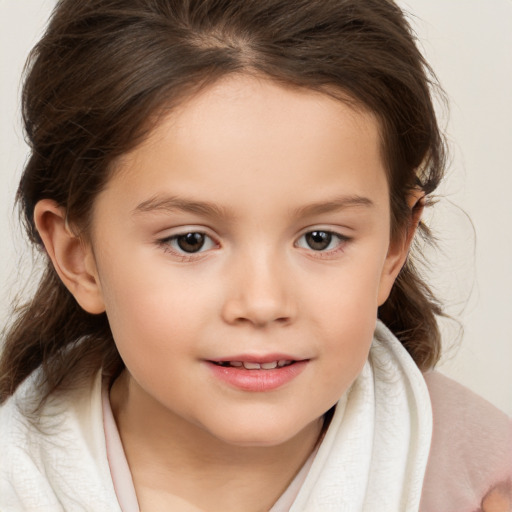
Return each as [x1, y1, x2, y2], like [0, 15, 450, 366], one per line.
[35, 75, 421, 511]
[481, 482, 512, 512]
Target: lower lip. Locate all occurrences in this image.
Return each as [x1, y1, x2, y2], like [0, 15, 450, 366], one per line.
[206, 361, 308, 392]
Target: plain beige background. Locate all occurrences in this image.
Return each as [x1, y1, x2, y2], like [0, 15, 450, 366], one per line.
[1, 0, 511, 415]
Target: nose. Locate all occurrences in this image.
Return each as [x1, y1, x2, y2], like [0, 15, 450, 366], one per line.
[221, 250, 295, 328]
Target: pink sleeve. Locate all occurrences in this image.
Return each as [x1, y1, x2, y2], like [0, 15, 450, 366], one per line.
[420, 372, 512, 512]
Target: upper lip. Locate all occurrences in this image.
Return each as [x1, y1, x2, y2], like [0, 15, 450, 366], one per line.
[208, 353, 307, 364]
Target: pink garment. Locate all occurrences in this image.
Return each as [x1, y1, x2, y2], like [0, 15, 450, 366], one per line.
[421, 372, 512, 512]
[102, 372, 512, 512]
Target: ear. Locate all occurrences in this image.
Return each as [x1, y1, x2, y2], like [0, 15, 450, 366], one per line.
[34, 199, 106, 314]
[377, 189, 425, 306]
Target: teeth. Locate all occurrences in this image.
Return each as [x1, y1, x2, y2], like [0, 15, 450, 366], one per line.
[243, 361, 261, 369]
[216, 360, 295, 369]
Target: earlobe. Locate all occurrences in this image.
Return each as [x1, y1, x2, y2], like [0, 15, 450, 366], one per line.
[34, 199, 106, 314]
[377, 189, 425, 306]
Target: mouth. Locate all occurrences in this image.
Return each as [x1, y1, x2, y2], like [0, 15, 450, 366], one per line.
[206, 357, 309, 391]
[210, 360, 296, 370]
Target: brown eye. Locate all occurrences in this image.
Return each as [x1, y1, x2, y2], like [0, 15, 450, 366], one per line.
[304, 231, 332, 251]
[160, 231, 216, 257]
[176, 232, 206, 253]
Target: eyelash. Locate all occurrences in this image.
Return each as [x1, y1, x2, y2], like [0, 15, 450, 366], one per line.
[295, 230, 350, 257]
[157, 229, 350, 261]
[157, 231, 217, 261]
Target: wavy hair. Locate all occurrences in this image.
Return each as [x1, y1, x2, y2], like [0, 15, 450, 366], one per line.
[1, 0, 446, 403]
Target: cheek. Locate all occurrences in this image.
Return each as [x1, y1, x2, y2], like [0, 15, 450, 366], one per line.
[303, 255, 384, 382]
[102, 277, 198, 341]
[97, 255, 221, 365]
[101, 282, 198, 397]
[322, 309, 375, 372]
[96, 242, 198, 322]
[305, 255, 384, 321]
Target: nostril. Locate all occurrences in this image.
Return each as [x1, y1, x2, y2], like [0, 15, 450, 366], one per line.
[220, 273, 295, 326]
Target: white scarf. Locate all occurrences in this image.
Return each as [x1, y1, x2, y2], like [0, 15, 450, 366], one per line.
[0, 321, 432, 511]
[288, 320, 433, 511]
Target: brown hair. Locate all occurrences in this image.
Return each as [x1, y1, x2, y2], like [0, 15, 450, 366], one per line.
[0, 0, 446, 403]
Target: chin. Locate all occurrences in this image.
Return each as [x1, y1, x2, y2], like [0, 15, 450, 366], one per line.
[218, 434, 297, 449]
[205, 417, 322, 449]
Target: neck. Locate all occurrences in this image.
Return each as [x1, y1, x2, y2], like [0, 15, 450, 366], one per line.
[110, 371, 323, 512]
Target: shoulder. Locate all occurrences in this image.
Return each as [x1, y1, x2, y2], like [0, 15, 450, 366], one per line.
[421, 371, 512, 512]
[0, 370, 120, 511]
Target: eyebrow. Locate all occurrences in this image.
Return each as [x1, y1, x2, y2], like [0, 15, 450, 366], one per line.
[132, 194, 374, 219]
[293, 195, 374, 217]
[132, 195, 229, 219]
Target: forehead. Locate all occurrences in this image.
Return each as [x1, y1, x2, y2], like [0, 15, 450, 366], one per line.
[154, 75, 380, 156]
[105, 74, 388, 216]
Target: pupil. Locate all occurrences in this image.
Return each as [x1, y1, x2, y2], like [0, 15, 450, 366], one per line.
[177, 233, 205, 253]
[306, 231, 331, 251]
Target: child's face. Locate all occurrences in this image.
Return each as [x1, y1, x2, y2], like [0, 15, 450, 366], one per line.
[86, 75, 406, 446]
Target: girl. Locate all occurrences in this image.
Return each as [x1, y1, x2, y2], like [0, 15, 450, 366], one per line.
[0, 0, 510, 511]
